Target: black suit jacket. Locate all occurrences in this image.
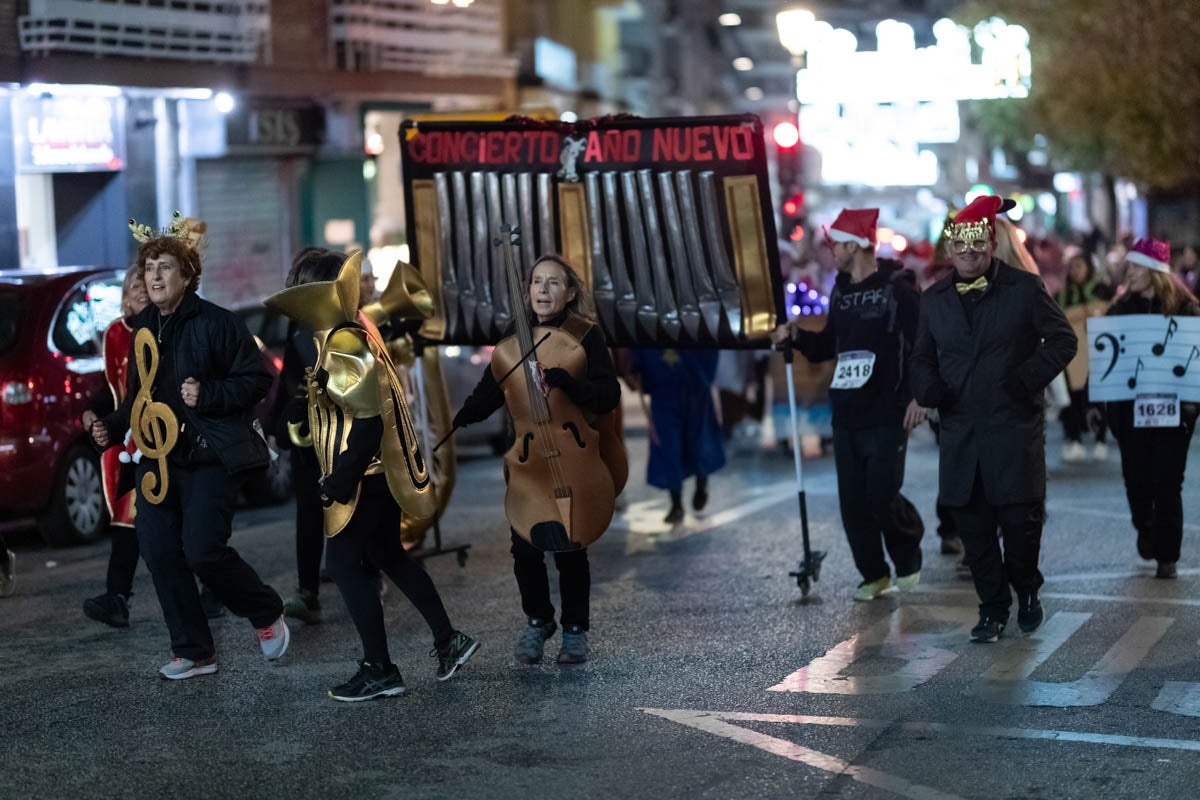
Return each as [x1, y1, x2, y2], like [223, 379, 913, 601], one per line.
[910, 259, 1077, 505]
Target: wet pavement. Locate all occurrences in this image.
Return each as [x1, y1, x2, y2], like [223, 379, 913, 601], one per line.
[2, 423, 1199, 799]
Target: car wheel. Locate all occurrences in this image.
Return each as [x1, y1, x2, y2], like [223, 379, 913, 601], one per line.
[39, 445, 107, 546]
[244, 449, 293, 506]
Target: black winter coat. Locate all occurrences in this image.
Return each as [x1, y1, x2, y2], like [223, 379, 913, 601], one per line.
[910, 259, 1077, 505]
[102, 291, 272, 475]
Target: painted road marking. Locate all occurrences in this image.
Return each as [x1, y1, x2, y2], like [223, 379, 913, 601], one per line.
[640, 708, 966, 800]
[1046, 502, 1200, 532]
[919, 585, 1200, 609]
[642, 708, 1200, 758]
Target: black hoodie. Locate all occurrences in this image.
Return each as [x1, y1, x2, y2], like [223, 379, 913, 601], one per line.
[789, 258, 920, 429]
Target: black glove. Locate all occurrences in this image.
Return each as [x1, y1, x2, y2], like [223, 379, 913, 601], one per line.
[318, 474, 355, 507]
[284, 392, 308, 426]
[543, 367, 576, 390]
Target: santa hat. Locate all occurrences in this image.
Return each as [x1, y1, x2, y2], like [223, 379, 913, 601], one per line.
[1126, 237, 1172, 274]
[943, 195, 1017, 241]
[826, 208, 878, 249]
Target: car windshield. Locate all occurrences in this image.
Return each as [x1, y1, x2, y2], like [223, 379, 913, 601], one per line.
[0, 290, 22, 355]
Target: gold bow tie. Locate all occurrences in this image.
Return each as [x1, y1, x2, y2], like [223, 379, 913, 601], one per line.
[956, 276, 989, 294]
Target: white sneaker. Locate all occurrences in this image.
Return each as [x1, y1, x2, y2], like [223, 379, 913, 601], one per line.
[258, 615, 290, 661]
[895, 571, 921, 592]
[1062, 442, 1087, 463]
[1092, 442, 1109, 462]
[160, 656, 218, 680]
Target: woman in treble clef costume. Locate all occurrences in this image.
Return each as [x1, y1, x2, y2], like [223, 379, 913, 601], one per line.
[92, 217, 288, 680]
[453, 253, 623, 666]
[1097, 237, 1199, 579]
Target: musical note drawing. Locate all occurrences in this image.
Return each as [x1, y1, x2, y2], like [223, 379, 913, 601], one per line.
[1094, 332, 1126, 380]
[1152, 317, 1179, 356]
[1127, 357, 1146, 389]
[1175, 345, 1200, 378]
[129, 328, 179, 505]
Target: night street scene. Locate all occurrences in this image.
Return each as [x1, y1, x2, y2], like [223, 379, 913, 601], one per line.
[2, 1, 1200, 798]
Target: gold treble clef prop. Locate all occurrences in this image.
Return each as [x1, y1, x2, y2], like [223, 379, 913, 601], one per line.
[129, 327, 179, 504]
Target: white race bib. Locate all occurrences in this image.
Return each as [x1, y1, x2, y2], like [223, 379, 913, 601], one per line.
[830, 350, 876, 390]
[1134, 393, 1180, 428]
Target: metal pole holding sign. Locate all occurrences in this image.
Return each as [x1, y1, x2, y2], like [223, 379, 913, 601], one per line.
[779, 343, 825, 598]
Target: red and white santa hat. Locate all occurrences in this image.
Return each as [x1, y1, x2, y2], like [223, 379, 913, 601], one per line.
[1125, 237, 1172, 273]
[943, 195, 1017, 241]
[826, 208, 879, 248]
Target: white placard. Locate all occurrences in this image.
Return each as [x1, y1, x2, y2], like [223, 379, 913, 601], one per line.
[1134, 393, 1180, 428]
[1086, 315, 1200, 402]
[830, 350, 876, 389]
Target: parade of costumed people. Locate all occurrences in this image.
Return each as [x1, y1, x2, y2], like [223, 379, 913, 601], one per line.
[910, 194, 1078, 643]
[1056, 250, 1114, 462]
[265, 251, 478, 702]
[1096, 238, 1200, 580]
[771, 208, 926, 601]
[626, 347, 726, 524]
[89, 213, 289, 680]
[451, 250, 625, 667]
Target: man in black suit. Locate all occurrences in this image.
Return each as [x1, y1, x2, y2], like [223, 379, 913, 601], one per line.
[910, 196, 1077, 642]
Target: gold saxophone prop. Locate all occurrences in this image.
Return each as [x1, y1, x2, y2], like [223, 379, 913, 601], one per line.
[362, 262, 456, 549]
[129, 328, 179, 504]
[265, 253, 438, 536]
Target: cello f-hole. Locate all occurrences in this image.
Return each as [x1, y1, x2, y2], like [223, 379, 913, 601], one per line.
[562, 422, 586, 449]
[517, 432, 535, 463]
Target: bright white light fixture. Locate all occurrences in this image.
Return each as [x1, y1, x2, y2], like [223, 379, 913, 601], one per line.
[745, 87, 764, 101]
[776, 8, 816, 57]
[719, 13, 741, 26]
[560, 111, 579, 123]
[732, 57, 754, 71]
[214, 92, 236, 113]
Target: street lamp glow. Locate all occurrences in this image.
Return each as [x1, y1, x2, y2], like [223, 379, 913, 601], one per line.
[732, 57, 754, 71]
[718, 13, 741, 26]
[776, 8, 816, 57]
[772, 121, 800, 148]
[214, 91, 236, 113]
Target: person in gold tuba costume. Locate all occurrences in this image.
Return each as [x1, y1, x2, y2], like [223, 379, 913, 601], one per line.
[266, 252, 479, 702]
[452, 254, 622, 666]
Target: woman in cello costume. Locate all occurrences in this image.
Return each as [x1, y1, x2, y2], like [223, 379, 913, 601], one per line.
[453, 254, 622, 666]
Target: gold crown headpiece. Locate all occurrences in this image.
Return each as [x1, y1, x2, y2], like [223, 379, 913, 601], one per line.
[942, 218, 993, 241]
[128, 211, 192, 244]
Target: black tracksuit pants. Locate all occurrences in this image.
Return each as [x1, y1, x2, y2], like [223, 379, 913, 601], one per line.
[510, 531, 590, 630]
[325, 475, 454, 665]
[950, 468, 1045, 620]
[135, 463, 283, 661]
[832, 424, 924, 583]
[1112, 421, 1195, 564]
[105, 526, 140, 598]
[291, 446, 325, 595]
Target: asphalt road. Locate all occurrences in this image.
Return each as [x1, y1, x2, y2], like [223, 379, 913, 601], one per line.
[2, 423, 1199, 800]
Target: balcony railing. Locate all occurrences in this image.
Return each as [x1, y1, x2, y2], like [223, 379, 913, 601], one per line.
[19, 0, 270, 64]
[330, 0, 516, 78]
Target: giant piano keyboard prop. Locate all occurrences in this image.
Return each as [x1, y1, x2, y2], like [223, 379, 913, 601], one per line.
[400, 114, 786, 349]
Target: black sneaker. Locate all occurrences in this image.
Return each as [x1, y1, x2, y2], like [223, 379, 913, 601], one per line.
[83, 593, 130, 628]
[664, 503, 684, 524]
[328, 661, 406, 702]
[1017, 592, 1044, 633]
[970, 616, 1006, 643]
[433, 631, 480, 681]
[1156, 561, 1178, 579]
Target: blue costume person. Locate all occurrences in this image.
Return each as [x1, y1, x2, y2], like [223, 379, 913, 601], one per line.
[631, 349, 726, 523]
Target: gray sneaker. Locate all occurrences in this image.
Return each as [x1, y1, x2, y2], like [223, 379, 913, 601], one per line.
[557, 625, 589, 664]
[0, 549, 14, 598]
[257, 615, 290, 661]
[160, 656, 218, 680]
[514, 618, 557, 665]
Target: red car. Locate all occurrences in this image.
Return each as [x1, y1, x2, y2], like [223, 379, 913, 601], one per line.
[0, 267, 287, 547]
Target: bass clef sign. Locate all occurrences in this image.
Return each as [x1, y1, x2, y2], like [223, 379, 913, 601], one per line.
[129, 327, 179, 504]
